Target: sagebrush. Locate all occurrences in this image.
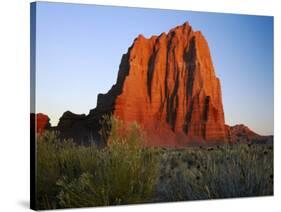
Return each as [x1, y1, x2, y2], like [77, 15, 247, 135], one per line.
[36, 116, 273, 210]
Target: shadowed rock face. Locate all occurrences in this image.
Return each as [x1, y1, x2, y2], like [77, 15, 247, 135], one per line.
[57, 21, 227, 146]
[57, 111, 104, 146]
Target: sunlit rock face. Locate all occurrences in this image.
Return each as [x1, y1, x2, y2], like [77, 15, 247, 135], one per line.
[93, 22, 226, 146]
[36, 113, 51, 134]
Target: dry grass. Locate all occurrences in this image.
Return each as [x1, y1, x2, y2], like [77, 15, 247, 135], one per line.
[35, 116, 273, 209]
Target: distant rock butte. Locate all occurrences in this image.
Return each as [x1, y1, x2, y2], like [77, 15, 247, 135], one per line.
[56, 22, 265, 146]
[225, 124, 273, 144]
[36, 113, 51, 134]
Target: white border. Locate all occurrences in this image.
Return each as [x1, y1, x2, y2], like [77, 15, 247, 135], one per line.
[0, 0, 280, 211]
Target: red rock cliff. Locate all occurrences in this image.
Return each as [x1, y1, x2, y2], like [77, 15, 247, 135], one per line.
[94, 22, 226, 146]
[36, 113, 51, 134]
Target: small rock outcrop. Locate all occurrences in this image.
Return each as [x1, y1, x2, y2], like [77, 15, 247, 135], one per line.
[57, 111, 103, 146]
[36, 113, 51, 134]
[225, 124, 273, 144]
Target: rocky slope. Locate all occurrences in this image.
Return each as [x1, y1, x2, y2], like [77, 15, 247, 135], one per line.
[225, 124, 273, 144]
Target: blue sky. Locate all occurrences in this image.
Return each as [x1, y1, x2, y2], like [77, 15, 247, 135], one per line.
[34, 2, 273, 135]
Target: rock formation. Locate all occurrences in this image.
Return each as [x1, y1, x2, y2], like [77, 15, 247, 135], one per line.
[36, 113, 51, 134]
[58, 21, 227, 146]
[225, 124, 273, 144]
[57, 111, 104, 146]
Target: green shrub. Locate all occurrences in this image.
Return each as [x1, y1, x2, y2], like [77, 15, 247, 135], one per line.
[36, 131, 75, 209]
[36, 116, 159, 209]
[56, 117, 159, 208]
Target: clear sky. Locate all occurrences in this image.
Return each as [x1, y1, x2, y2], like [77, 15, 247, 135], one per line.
[34, 2, 273, 135]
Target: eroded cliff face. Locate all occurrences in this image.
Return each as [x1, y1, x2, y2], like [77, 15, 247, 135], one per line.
[92, 22, 226, 146]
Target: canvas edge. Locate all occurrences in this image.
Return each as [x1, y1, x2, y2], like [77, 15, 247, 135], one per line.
[30, 1, 37, 210]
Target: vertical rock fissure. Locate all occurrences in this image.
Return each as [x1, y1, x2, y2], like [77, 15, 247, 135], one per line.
[202, 96, 210, 139]
[147, 47, 157, 102]
[164, 36, 173, 124]
[183, 36, 197, 134]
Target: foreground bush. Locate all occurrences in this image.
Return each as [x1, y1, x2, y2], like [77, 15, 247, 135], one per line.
[36, 116, 159, 209]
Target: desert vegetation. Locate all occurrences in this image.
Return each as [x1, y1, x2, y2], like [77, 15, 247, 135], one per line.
[36, 116, 273, 210]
